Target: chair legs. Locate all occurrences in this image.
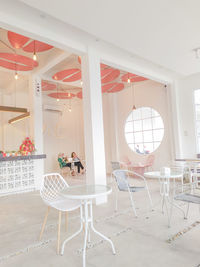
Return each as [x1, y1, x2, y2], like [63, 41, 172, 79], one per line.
[57, 210, 62, 254]
[39, 208, 68, 255]
[128, 191, 138, 217]
[39, 206, 50, 240]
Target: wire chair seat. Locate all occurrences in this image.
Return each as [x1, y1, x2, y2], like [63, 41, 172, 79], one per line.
[175, 193, 200, 204]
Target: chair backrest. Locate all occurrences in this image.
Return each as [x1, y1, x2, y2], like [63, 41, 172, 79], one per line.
[112, 170, 129, 191]
[145, 155, 155, 167]
[40, 173, 68, 204]
[111, 161, 121, 171]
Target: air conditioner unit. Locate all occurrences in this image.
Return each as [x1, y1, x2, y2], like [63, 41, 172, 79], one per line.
[43, 104, 62, 114]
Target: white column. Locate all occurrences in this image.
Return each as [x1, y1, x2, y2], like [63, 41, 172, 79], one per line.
[29, 75, 44, 189]
[81, 47, 107, 204]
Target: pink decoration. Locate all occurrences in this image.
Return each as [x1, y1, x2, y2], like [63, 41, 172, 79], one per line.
[0, 53, 38, 71]
[48, 92, 75, 99]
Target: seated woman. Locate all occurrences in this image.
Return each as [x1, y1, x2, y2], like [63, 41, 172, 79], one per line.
[71, 152, 84, 174]
[58, 153, 72, 170]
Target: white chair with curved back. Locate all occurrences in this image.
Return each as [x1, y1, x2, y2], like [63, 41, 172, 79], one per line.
[112, 169, 153, 217]
[39, 173, 81, 254]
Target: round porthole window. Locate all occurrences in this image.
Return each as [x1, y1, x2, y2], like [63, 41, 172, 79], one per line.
[124, 107, 164, 154]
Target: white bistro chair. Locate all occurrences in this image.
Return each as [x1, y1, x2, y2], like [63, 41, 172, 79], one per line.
[39, 173, 81, 254]
[169, 177, 200, 227]
[112, 169, 153, 217]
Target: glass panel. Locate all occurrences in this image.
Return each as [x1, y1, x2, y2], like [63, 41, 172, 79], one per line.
[134, 120, 142, 131]
[143, 118, 152, 130]
[128, 144, 135, 151]
[194, 89, 200, 104]
[125, 107, 164, 154]
[134, 132, 143, 143]
[125, 133, 134, 144]
[152, 117, 163, 129]
[153, 129, 164, 142]
[152, 109, 159, 117]
[143, 130, 153, 142]
[196, 105, 200, 120]
[144, 143, 154, 153]
[196, 121, 200, 137]
[154, 142, 161, 151]
[197, 137, 200, 153]
[141, 107, 151, 119]
[134, 144, 144, 154]
[126, 112, 133, 122]
[132, 108, 141, 120]
[125, 121, 133, 133]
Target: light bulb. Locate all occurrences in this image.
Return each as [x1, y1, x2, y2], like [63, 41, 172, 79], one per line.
[69, 107, 72, 112]
[33, 52, 37, 61]
[80, 80, 83, 85]
[57, 98, 59, 102]
[15, 73, 18, 80]
[127, 78, 130, 83]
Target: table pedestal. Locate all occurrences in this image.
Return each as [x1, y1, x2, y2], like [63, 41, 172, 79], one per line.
[61, 200, 116, 267]
[157, 177, 186, 226]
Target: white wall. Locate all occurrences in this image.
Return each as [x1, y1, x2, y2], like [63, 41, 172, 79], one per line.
[43, 97, 85, 173]
[175, 73, 200, 158]
[0, 90, 30, 152]
[103, 80, 173, 171]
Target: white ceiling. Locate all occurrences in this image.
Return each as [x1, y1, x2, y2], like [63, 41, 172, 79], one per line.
[20, 0, 200, 76]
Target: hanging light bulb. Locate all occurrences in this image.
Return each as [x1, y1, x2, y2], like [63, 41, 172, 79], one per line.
[33, 40, 37, 61]
[15, 72, 18, 80]
[127, 72, 131, 83]
[68, 107, 72, 112]
[57, 98, 59, 102]
[33, 52, 37, 61]
[80, 80, 83, 86]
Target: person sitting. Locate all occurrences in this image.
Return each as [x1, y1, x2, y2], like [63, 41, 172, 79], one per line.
[58, 153, 72, 170]
[71, 152, 84, 174]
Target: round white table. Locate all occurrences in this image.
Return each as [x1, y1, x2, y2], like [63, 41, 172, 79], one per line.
[60, 184, 116, 267]
[144, 171, 184, 224]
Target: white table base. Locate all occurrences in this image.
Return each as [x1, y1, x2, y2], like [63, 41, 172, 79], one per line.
[61, 200, 116, 267]
[157, 177, 186, 226]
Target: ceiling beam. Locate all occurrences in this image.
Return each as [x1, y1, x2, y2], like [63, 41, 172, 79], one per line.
[8, 112, 30, 124]
[33, 51, 72, 76]
[0, 106, 27, 113]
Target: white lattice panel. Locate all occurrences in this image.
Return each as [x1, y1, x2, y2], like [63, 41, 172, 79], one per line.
[0, 160, 35, 195]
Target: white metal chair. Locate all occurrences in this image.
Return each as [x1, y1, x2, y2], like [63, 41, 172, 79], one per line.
[169, 176, 200, 227]
[112, 169, 153, 217]
[39, 173, 81, 254]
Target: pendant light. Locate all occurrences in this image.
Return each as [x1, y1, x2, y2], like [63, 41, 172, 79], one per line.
[56, 83, 59, 102]
[132, 82, 136, 110]
[33, 40, 37, 61]
[68, 93, 72, 112]
[127, 72, 131, 83]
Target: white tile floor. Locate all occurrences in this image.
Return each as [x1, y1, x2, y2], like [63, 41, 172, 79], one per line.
[0, 174, 200, 267]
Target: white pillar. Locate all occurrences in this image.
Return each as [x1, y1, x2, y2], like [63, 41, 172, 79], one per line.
[81, 47, 107, 203]
[29, 76, 44, 189]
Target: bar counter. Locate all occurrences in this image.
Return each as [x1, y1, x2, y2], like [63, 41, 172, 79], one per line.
[0, 154, 46, 195]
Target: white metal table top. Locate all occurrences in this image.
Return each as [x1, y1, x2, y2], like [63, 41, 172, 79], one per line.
[144, 171, 183, 179]
[60, 184, 112, 200]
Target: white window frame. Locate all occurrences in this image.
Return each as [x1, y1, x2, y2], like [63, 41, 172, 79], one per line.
[124, 107, 164, 154]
